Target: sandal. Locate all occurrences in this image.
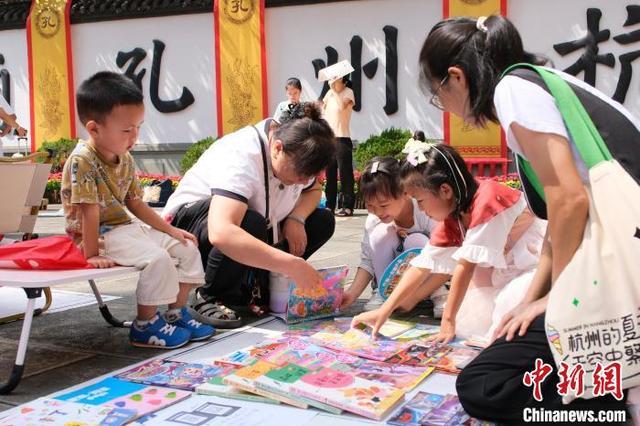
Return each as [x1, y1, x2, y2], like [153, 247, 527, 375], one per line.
[335, 208, 353, 217]
[189, 290, 243, 329]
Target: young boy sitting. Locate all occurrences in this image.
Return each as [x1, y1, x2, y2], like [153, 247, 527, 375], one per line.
[61, 71, 215, 348]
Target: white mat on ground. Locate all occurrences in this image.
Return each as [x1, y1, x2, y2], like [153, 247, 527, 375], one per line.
[0, 287, 120, 317]
[24, 316, 457, 425]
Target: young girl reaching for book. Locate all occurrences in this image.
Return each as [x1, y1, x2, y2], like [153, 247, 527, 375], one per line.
[352, 142, 547, 343]
[341, 156, 445, 312]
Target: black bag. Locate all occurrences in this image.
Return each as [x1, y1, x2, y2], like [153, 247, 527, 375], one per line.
[142, 179, 174, 207]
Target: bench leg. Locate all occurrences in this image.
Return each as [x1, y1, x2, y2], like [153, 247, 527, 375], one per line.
[88, 279, 132, 328]
[0, 288, 41, 394]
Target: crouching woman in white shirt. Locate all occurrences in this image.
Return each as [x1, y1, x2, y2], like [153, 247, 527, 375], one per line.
[163, 102, 336, 328]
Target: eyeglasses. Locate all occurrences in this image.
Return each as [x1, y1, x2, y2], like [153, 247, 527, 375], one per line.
[429, 75, 449, 110]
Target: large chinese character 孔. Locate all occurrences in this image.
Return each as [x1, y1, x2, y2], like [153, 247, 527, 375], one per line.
[311, 26, 398, 114]
[592, 362, 623, 400]
[231, 0, 250, 13]
[553, 8, 615, 87]
[557, 362, 585, 398]
[523, 358, 553, 402]
[116, 47, 147, 91]
[116, 40, 195, 114]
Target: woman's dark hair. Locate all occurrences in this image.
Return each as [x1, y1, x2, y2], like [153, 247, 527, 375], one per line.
[400, 143, 478, 217]
[285, 77, 302, 91]
[412, 130, 426, 142]
[273, 102, 336, 177]
[359, 156, 403, 202]
[419, 15, 547, 125]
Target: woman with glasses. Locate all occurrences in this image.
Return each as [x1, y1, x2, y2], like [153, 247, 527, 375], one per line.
[340, 156, 442, 312]
[415, 15, 636, 423]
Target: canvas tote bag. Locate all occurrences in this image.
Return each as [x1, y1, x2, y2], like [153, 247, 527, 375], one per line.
[505, 63, 640, 401]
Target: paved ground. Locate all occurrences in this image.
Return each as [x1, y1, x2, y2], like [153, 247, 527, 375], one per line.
[0, 206, 436, 412]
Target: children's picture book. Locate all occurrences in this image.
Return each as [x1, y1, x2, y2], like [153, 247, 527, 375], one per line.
[385, 343, 451, 367]
[222, 360, 309, 409]
[374, 319, 416, 339]
[115, 360, 226, 391]
[129, 395, 318, 426]
[196, 374, 280, 405]
[283, 317, 352, 338]
[394, 324, 441, 341]
[310, 327, 409, 362]
[348, 360, 433, 393]
[463, 336, 490, 350]
[285, 265, 348, 324]
[289, 366, 405, 420]
[257, 337, 361, 368]
[435, 348, 480, 374]
[104, 386, 191, 419]
[421, 394, 469, 425]
[378, 248, 422, 300]
[55, 377, 147, 405]
[212, 341, 287, 367]
[0, 398, 136, 426]
[387, 391, 446, 425]
[254, 363, 343, 414]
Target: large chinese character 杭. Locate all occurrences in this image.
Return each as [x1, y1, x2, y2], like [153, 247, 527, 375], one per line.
[553, 8, 615, 86]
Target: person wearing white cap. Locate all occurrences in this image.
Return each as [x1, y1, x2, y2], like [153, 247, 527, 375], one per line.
[323, 75, 356, 217]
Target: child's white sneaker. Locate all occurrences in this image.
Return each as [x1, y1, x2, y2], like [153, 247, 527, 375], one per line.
[431, 285, 449, 319]
[364, 291, 385, 311]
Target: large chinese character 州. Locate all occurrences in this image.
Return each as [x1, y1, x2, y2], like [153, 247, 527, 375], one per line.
[116, 40, 195, 114]
[311, 26, 398, 115]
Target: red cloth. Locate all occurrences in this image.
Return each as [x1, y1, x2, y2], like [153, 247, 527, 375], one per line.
[0, 236, 92, 270]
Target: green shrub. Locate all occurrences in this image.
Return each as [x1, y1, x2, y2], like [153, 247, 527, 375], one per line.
[180, 137, 216, 174]
[354, 128, 412, 170]
[36, 137, 79, 173]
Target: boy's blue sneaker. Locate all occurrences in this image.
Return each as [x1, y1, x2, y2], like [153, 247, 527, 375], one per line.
[129, 314, 191, 349]
[166, 307, 216, 342]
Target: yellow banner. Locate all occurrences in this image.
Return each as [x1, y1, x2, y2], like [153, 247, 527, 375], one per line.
[27, 0, 76, 151]
[445, 0, 504, 158]
[215, 0, 268, 136]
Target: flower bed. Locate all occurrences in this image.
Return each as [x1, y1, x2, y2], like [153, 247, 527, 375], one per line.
[44, 172, 182, 204]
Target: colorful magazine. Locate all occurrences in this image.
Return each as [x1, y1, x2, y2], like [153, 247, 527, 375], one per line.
[349, 360, 433, 393]
[385, 343, 451, 367]
[435, 348, 480, 374]
[310, 327, 409, 362]
[421, 394, 469, 425]
[115, 360, 225, 391]
[285, 265, 348, 323]
[289, 366, 405, 420]
[387, 391, 446, 425]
